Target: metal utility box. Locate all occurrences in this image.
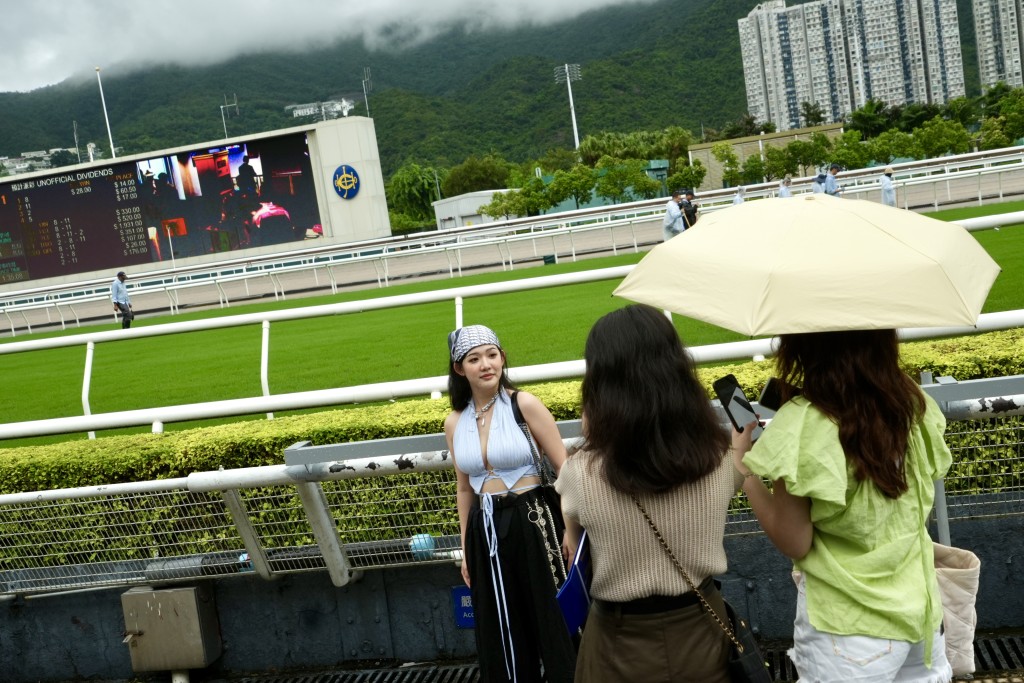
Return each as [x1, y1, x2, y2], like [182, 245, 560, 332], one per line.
[121, 584, 222, 672]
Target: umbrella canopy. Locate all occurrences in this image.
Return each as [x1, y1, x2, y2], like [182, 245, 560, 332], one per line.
[615, 194, 1001, 336]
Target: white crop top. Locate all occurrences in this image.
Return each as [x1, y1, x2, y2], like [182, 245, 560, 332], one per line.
[452, 391, 538, 493]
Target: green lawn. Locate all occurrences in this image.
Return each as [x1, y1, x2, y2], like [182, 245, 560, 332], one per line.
[1, 207, 1021, 447]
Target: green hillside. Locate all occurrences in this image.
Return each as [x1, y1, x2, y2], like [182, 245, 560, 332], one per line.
[0, 0, 980, 177]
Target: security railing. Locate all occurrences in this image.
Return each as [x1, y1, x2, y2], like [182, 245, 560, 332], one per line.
[0, 375, 1021, 599]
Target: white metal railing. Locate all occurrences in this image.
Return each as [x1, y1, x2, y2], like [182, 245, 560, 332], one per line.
[0, 375, 1021, 597]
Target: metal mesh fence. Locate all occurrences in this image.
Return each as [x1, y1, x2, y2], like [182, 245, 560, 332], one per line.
[0, 415, 1021, 597]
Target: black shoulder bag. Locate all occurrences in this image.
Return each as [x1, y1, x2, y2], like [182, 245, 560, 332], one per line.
[632, 496, 771, 683]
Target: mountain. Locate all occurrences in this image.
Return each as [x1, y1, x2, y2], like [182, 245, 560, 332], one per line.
[0, 0, 980, 178]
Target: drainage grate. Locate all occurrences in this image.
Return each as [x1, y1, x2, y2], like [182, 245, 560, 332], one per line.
[976, 635, 1024, 672]
[211, 647, 801, 683]
[209, 637, 1024, 683]
[214, 663, 481, 683]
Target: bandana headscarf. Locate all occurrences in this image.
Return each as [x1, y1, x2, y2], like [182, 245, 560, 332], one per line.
[448, 325, 501, 363]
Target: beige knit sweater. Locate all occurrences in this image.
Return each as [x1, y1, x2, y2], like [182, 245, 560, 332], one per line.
[556, 449, 742, 602]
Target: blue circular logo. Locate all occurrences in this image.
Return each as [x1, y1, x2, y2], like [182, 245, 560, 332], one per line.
[332, 165, 360, 199]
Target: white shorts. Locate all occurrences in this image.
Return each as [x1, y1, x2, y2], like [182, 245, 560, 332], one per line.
[789, 573, 953, 683]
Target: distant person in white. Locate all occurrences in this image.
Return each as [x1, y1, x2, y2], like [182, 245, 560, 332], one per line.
[662, 189, 686, 241]
[812, 173, 826, 193]
[111, 271, 134, 329]
[732, 186, 745, 205]
[880, 166, 897, 207]
[778, 175, 793, 198]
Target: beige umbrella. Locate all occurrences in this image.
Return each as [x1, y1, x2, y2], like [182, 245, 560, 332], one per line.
[615, 194, 1001, 336]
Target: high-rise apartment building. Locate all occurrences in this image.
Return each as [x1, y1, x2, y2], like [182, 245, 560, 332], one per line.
[739, 0, 966, 130]
[974, 0, 1024, 88]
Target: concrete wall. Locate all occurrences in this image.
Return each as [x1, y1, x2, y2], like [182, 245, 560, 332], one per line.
[3, 508, 1021, 682]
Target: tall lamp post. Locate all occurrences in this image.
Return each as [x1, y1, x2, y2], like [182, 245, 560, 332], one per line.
[220, 94, 239, 138]
[95, 67, 116, 158]
[362, 67, 373, 116]
[554, 63, 582, 149]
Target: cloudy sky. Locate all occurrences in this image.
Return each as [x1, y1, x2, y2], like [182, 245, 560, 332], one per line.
[0, 0, 656, 93]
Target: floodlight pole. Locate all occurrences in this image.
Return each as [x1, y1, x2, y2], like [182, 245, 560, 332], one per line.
[554, 64, 582, 149]
[220, 94, 239, 138]
[362, 67, 373, 117]
[95, 67, 116, 158]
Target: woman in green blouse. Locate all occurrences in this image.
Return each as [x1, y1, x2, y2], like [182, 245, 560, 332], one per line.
[732, 329, 953, 683]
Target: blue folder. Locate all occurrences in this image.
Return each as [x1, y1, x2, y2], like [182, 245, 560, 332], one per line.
[556, 530, 592, 635]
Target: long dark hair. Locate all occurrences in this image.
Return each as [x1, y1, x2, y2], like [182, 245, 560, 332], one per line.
[775, 330, 925, 499]
[581, 305, 729, 494]
[447, 352, 517, 410]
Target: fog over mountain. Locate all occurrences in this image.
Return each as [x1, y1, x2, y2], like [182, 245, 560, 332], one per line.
[0, 0, 658, 92]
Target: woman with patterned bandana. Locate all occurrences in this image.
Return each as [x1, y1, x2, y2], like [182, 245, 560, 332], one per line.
[444, 324, 575, 683]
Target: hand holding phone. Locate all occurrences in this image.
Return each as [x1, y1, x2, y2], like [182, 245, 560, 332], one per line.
[713, 374, 763, 440]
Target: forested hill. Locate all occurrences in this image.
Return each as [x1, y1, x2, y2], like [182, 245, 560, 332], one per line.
[0, 0, 979, 177]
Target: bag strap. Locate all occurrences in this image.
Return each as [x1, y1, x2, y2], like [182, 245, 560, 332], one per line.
[631, 496, 743, 651]
[510, 391, 553, 487]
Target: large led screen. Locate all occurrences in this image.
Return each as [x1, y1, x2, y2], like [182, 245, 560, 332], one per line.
[0, 132, 323, 284]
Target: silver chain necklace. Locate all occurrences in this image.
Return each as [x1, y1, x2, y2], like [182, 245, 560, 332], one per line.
[474, 389, 501, 427]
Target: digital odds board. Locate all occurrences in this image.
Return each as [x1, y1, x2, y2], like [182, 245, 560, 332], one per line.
[0, 132, 323, 284]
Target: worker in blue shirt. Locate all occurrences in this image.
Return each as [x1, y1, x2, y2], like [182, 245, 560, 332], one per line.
[111, 271, 134, 329]
[824, 164, 843, 197]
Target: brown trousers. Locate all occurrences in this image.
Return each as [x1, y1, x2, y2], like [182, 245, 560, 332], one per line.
[574, 586, 732, 683]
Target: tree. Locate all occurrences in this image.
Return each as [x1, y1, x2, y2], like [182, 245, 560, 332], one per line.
[720, 113, 767, 139]
[997, 89, 1024, 141]
[548, 164, 596, 210]
[981, 82, 1013, 118]
[942, 97, 978, 130]
[786, 136, 831, 176]
[515, 175, 556, 215]
[594, 156, 650, 205]
[537, 148, 578, 174]
[711, 142, 742, 187]
[48, 150, 78, 169]
[740, 154, 767, 184]
[800, 101, 826, 127]
[658, 126, 695, 173]
[978, 116, 1011, 151]
[479, 190, 519, 221]
[763, 145, 797, 180]
[914, 117, 971, 158]
[666, 159, 707, 194]
[441, 154, 512, 197]
[829, 130, 870, 171]
[868, 129, 922, 164]
[848, 99, 892, 139]
[897, 102, 942, 133]
[387, 162, 443, 222]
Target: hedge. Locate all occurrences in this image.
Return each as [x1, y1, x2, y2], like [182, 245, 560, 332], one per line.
[0, 327, 1020, 496]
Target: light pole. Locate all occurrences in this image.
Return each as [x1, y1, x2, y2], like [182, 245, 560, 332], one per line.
[362, 67, 373, 116]
[554, 63, 582, 149]
[220, 94, 238, 138]
[95, 67, 116, 158]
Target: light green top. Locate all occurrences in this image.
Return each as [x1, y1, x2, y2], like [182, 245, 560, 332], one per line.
[743, 392, 952, 655]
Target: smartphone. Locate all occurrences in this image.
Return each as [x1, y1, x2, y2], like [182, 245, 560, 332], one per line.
[713, 374, 763, 440]
[758, 377, 785, 412]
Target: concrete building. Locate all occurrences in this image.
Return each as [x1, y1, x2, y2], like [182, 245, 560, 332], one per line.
[739, 0, 966, 130]
[974, 0, 1024, 88]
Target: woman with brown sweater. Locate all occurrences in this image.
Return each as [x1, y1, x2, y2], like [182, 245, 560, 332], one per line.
[556, 304, 742, 682]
